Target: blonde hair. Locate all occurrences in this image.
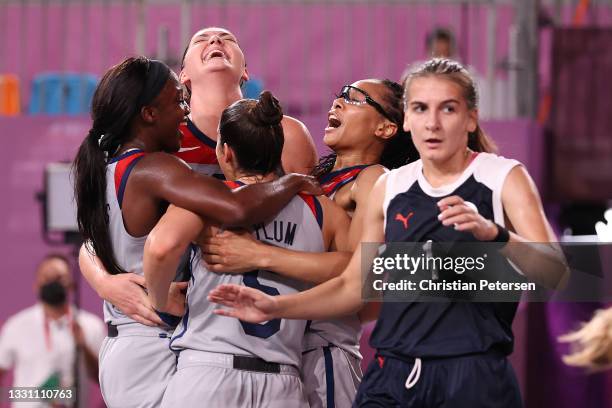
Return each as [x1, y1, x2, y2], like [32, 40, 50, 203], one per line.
[559, 307, 612, 371]
[402, 58, 497, 154]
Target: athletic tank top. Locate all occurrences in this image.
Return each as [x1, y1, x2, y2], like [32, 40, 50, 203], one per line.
[170, 181, 325, 367]
[303, 165, 370, 358]
[174, 118, 224, 179]
[103, 149, 148, 325]
[319, 164, 370, 199]
[371, 152, 522, 360]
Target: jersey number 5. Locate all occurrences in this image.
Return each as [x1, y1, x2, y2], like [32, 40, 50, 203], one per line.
[240, 270, 281, 338]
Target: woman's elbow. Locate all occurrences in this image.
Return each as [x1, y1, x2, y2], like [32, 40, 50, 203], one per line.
[146, 233, 187, 264]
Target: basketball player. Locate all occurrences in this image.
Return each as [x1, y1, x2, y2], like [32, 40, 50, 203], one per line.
[176, 26, 318, 176]
[143, 91, 349, 407]
[72, 57, 319, 408]
[208, 59, 567, 407]
[199, 78, 416, 407]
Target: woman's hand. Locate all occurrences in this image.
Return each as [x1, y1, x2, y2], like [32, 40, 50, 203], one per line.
[208, 284, 278, 323]
[100, 274, 163, 327]
[200, 230, 265, 273]
[292, 173, 323, 196]
[163, 281, 188, 317]
[437, 195, 498, 241]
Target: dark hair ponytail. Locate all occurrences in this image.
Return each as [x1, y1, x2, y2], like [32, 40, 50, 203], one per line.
[73, 56, 171, 274]
[219, 90, 284, 176]
[74, 128, 124, 274]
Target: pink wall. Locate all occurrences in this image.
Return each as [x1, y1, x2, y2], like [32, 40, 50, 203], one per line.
[1, 2, 518, 114]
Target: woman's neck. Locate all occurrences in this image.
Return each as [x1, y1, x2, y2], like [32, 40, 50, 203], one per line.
[42, 303, 69, 320]
[332, 148, 381, 171]
[421, 148, 475, 188]
[189, 83, 243, 140]
[117, 138, 147, 154]
[236, 172, 277, 184]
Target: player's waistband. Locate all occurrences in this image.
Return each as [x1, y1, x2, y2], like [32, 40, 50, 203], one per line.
[376, 346, 508, 366]
[178, 349, 299, 376]
[302, 341, 363, 361]
[107, 322, 174, 338]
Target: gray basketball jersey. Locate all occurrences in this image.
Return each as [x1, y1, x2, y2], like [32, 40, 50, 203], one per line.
[103, 147, 222, 325]
[304, 166, 371, 359]
[170, 187, 325, 368]
[103, 149, 148, 325]
[304, 317, 362, 358]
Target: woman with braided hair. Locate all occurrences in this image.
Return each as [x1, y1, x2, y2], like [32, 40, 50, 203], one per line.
[72, 56, 319, 408]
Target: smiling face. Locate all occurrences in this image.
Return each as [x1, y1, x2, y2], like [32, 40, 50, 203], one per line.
[324, 80, 395, 153]
[180, 27, 248, 90]
[150, 73, 190, 153]
[403, 75, 477, 163]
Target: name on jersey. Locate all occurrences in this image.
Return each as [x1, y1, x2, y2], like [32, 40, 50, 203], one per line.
[254, 221, 298, 246]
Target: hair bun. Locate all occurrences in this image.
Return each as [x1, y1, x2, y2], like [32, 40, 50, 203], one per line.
[252, 90, 283, 127]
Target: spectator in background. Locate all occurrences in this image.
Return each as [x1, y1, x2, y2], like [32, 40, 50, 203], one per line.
[426, 27, 456, 59]
[419, 27, 498, 119]
[0, 254, 105, 408]
[400, 27, 460, 88]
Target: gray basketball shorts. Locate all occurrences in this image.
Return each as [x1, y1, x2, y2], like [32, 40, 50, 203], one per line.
[161, 349, 308, 408]
[301, 345, 363, 408]
[99, 323, 176, 408]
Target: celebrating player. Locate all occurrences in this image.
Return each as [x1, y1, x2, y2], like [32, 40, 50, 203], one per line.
[143, 91, 349, 407]
[177, 26, 317, 176]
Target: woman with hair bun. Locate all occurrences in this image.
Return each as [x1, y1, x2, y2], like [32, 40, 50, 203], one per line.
[143, 91, 350, 407]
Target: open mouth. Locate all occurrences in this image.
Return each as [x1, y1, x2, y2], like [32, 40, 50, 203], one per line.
[327, 115, 342, 129]
[425, 138, 442, 144]
[204, 49, 228, 61]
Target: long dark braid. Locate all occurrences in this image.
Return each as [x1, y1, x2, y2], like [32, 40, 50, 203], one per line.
[73, 56, 170, 275]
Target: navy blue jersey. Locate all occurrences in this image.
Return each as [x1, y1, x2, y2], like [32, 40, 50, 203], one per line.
[371, 153, 522, 360]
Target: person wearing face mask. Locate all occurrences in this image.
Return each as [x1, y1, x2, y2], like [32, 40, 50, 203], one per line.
[0, 253, 106, 408]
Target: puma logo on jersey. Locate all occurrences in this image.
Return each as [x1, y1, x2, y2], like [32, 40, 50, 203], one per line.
[395, 211, 414, 229]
